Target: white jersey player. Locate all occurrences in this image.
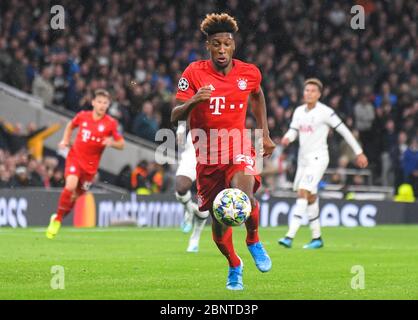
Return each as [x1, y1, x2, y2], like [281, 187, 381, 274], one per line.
[175, 122, 209, 252]
[278, 78, 368, 249]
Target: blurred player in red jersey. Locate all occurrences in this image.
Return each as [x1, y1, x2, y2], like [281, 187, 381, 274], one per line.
[46, 89, 125, 239]
[171, 13, 276, 290]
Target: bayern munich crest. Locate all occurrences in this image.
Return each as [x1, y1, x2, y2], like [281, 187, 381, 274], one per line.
[178, 77, 189, 91]
[237, 78, 248, 90]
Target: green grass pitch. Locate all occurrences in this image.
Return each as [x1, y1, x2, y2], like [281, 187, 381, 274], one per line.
[1, 226, 418, 300]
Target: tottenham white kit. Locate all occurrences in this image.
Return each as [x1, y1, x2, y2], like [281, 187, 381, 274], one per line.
[176, 131, 197, 181]
[285, 102, 362, 194]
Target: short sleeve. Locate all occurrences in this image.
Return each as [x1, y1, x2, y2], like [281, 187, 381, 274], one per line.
[111, 120, 123, 141]
[175, 65, 197, 101]
[251, 66, 262, 94]
[326, 110, 343, 129]
[71, 111, 84, 128]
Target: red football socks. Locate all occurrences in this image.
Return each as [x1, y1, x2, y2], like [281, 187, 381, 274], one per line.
[55, 188, 75, 222]
[212, 227, 241, 268]
[245, 201, 260, 245]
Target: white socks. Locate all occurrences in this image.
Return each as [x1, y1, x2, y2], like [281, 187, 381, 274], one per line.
[308, 198, 321, 239]
[286, 198, 308, 238]
[190, 213, 208, 242]
[175, 191, 196, 217]
[286, 197, 321, 240]
[177, 191, 208, 248]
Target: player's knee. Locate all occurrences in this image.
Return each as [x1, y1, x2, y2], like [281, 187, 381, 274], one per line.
[297, 189, 310, 199]
[175, 178, 192, 195]
[308, 194, 317, 204]
[176, 185, 189, 195]
[65, 181, 77, 192]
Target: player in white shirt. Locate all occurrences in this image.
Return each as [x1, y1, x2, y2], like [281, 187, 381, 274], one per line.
[278, 78, 368, 249]
[175, 123, 209, 252]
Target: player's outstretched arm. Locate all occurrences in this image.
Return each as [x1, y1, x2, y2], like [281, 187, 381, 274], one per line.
[250, 88, 275, 157]
[170, 86, 212, 124]
[58, 121, 74, 149]
[281, 111, 298, 148]
[334, 123, 368, 168]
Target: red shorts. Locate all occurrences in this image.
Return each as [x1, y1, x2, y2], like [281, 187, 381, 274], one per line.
[196, 152, 261, 212]
[65, 155, 96, 193]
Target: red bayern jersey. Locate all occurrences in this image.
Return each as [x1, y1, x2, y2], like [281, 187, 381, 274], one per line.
[68, 110, 122, 174]
[176, 59, 262, 163]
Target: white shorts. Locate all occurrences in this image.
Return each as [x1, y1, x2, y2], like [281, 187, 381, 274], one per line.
[176, 132, 197, 181]
[293, 158, 329, 194]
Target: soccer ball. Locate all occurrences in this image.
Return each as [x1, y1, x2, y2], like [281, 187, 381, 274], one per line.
[213, 188, 252, 226]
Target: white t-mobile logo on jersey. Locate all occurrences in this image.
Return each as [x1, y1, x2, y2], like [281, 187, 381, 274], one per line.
[81, 129, 91, 142]
[209, 96, 244, 115]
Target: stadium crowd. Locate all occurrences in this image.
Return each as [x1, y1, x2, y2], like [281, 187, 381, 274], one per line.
[0, 0, 417, 195]
[0, 118, 171, 192]
[0, 120, 65, 188]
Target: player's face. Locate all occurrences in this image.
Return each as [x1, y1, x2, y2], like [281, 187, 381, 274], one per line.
[303, 84, 321, 105]
[207, 33, 235, 70]
[92, 96, 110, 117]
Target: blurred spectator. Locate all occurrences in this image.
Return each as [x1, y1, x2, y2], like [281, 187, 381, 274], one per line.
[52, 64, 67, 106]
[8, 49, 27, 90]
[115, 164, 132, 190]
[0, 163, 11, 188]
[49, 167, 65, 188]
[381, 119, 398, 186]
[354, 92, 375, 160]
[9, 165, 42, 188]
[132, 101, 159, 142]
[32, 65, 54, 106]
[148, 162, 166, 193]
[402, 136, 418, 196]
[0, 119, 61, 159]
[262, 139, 293, 191]
[131, 160, 151, 195]
[335, 156, 350, 186]
[0, 120, 63, 189]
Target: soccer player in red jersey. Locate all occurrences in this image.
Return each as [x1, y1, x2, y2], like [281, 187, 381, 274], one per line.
[171, 13, 276, 290]
[46, 89, 125, 239]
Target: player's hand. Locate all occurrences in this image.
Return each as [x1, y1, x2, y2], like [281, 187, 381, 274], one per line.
[356, 153, 368, 168]
[58, 140, 69, 150]
[281, 137, 290, 147]
[263, 136, 276, 157]
[191, 86, 212, 104]
[102, 137, 114, 147]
